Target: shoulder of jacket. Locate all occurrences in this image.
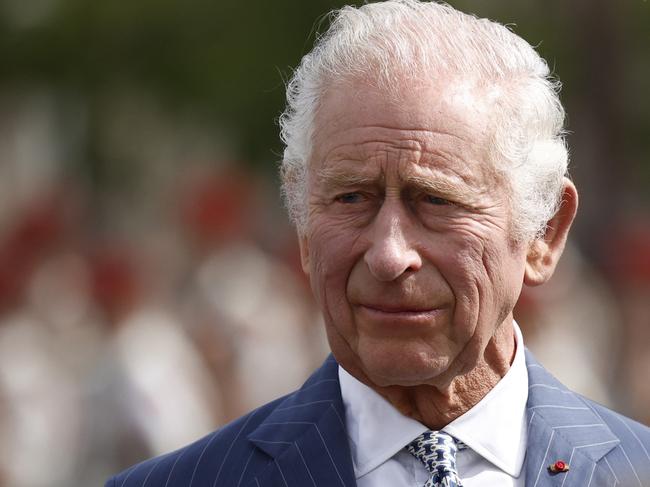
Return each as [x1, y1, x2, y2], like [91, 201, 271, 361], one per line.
[585, 398, 650, 444]
[105, 393, 292, 486]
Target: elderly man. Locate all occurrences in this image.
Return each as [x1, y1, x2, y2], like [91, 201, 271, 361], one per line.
[107, 1, 650, 486]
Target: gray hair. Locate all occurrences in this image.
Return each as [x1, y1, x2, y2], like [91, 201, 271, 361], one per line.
[279, 0, 569, 242]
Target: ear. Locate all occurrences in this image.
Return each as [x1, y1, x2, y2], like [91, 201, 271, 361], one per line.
[298, 233, 311, 275]
[524, 178, 578, 286]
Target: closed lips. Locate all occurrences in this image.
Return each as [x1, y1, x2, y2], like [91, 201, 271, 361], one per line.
[359, 304, 439, 313]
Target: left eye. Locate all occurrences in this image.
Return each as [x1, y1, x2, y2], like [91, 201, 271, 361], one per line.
[424, 195, 451, 206]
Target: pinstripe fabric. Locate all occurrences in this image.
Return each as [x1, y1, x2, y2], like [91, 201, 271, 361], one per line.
[105, 355, 355, 487]
[106, 351, 650, 487]
[524, 351, 650, 486]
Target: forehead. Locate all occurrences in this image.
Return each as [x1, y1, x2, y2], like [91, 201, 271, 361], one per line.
[310, 79, 497, 184]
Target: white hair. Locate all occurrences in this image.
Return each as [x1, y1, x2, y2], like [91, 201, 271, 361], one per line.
[279, 0, 569, 242]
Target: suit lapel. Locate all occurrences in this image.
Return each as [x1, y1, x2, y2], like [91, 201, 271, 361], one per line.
[245, 355, 356, 487]
[241, 349, 624, 487]
[524, 351, 619, 487]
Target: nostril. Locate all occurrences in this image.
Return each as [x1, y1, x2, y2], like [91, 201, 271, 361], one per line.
[364, 245, 422, 282]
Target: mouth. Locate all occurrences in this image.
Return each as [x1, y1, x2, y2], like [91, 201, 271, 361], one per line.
[357, 304, 443, 320]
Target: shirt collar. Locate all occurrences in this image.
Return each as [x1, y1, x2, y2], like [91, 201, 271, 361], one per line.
[339, 365, 427, 477]
[444, 321, 528, 476]
[338, 321, 528, 478]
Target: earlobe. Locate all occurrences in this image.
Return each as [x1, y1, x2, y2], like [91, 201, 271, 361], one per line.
[524, 178, 578, 286]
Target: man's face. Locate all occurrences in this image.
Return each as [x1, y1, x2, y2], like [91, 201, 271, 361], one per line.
[300, 80, 529, 389]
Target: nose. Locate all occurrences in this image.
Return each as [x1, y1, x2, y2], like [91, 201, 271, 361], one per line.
[364, 202, 422, 281]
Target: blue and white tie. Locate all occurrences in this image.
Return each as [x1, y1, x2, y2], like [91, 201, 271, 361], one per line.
[407, 430, 464, 487]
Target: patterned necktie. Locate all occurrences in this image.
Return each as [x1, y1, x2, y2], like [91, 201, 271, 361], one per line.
[407, 430, 464, 487]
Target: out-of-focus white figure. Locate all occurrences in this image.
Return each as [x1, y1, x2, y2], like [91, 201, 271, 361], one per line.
[0, 314, 82, 487]
[111, 305, 221, 455]
[194, 241, 320, 410]
[179, 169, 327, 415]
[0, 252, 95, 487]
[87, 244, 222, 458]
[0, 185, 95, 487]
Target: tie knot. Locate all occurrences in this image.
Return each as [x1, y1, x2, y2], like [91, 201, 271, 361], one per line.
[407, 431, 463, 487]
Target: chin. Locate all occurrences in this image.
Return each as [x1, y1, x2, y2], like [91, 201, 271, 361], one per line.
[357, 344, 452, 387]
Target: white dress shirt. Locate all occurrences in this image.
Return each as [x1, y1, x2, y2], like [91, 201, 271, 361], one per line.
[339, 322, 528, 486]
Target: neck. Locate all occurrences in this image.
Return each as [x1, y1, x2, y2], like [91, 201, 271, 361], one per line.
[355, 321, 516, 430]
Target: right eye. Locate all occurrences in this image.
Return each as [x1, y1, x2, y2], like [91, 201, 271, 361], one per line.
[334, 192, 365, 204]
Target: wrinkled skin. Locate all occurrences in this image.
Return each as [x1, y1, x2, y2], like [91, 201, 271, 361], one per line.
[298, 79, 574, 427]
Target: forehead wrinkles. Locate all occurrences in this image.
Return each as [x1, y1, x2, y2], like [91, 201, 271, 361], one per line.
[314, 134, 484, 189]
[310, 137, 419, 186]
[319, 121, 482, 161]
[313, 158, 477, 204]
[317, 134, 424, 162]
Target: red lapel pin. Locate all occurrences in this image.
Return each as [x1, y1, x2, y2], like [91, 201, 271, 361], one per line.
[548, 460, 570, 473]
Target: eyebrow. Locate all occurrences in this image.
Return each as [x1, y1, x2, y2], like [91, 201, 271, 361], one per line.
[315, 166, 379, 189]
[403, 174, 466, 198]
[316, 165, 466, 196]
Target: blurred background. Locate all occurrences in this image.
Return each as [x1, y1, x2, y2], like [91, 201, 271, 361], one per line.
[0, 0, 648, 485]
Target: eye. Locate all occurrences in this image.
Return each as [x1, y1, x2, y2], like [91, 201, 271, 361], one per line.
[335, 192, 366, 204]
[424, 194, 452, 206]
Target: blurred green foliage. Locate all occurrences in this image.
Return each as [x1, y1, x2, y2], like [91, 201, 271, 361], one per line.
[1, 0, 341, 167]
[0, 0, 648, 213]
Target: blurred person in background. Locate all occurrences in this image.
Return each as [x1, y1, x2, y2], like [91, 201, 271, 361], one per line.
[0, 189, 91, 487]
[606, 221, 650, 427]
[107, 1, 650, 486]
[514, 242, 621, 408]
[80, 240, 222, 484]
[177, 167, 324, 421]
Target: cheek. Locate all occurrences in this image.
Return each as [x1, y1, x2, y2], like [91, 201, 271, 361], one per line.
[430, 228, 525, 335]
[433, 237, 484, 337]
[306, 222, 365, 353]
[435, 220, 523, 287]
[429, 229, 485, 288]
[307, 221, 363, 305]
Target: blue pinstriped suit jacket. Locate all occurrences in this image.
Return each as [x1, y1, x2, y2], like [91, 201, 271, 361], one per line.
[107, 351, 650, 486]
